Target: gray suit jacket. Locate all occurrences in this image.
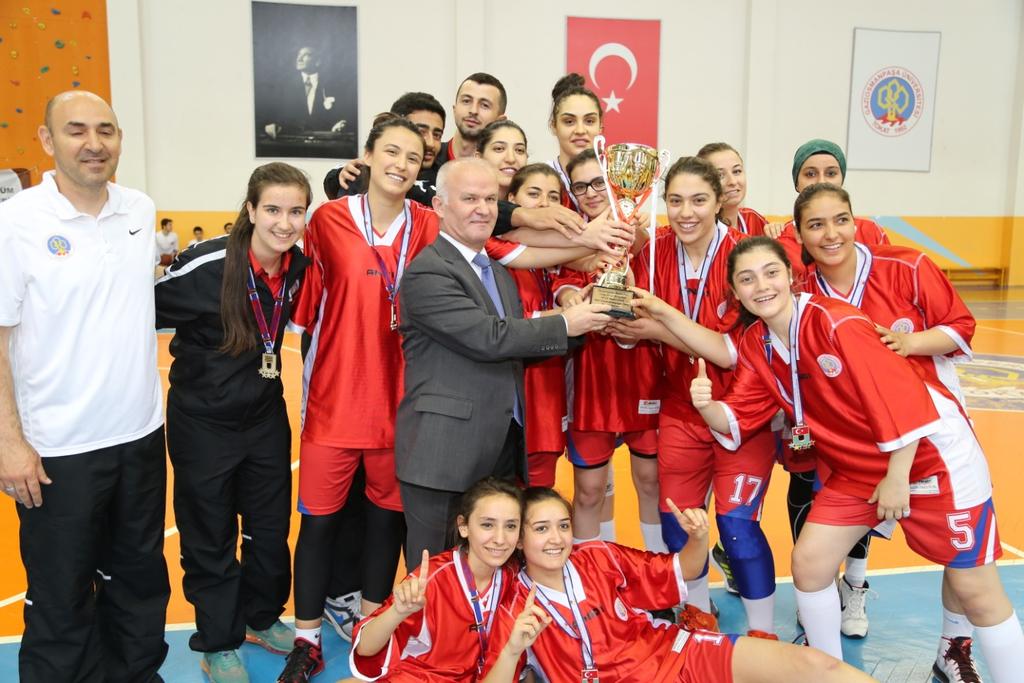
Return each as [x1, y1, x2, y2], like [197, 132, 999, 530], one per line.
[395, 236, 572, 491]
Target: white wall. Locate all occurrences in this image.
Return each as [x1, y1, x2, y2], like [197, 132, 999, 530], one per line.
[108, 0, 1023, 216]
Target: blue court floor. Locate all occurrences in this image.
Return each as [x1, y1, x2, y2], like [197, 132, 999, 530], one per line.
[1, 563, 1020, 681]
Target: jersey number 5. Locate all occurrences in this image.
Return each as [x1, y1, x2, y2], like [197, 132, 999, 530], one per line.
[947, 512, 975, 551]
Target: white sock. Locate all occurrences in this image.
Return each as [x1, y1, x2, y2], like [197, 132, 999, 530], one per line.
[741, 594, 776, 633]
[973, 612, 1024, 683]
[599, 520, 616, 542]
[295, 626, 321, 646]
[574, 534, 599, 545]
[685, 575, 711, 612]
[794, 584, 843, 659]
[842, 557, 867, 588]
[941, 607, 974, 642]
[640, 522, 668, 553]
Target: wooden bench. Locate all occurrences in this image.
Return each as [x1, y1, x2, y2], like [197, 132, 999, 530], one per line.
[942, 267, 1007, 287]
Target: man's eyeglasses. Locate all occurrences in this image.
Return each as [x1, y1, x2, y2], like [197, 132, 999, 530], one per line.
[570, 177, 607, 197]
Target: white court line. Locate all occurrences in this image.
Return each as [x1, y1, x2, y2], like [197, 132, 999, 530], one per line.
[976, 324, 1024, 338]
[282, 345, 302, 355]
[1002, 541, 1024, 559]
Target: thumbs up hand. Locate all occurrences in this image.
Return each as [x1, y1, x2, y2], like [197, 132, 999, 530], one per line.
[690, 357, 713, 409]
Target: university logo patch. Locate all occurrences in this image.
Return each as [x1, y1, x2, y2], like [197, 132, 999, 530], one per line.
[890, 317, 915, 334]
[614, 597, 629, 621]
[861, 66, 924, 137]
[46, 235, 72, 257]
[817, 354, 843, 378]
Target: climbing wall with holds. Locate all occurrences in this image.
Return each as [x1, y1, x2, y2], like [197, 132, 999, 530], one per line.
[0, 1, 110, 185]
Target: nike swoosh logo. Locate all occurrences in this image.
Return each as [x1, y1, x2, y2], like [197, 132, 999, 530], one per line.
[129, 227, 143, 235]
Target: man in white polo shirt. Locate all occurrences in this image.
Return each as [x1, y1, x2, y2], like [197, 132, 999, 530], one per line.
[0, 91, 169, 683]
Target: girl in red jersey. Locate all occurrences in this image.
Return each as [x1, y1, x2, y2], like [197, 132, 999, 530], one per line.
[547, 74, 603, 214]
[675, 236, 1023, 681]
[793, 183, 981, 678]
[477, 121, 528, 198]
[505, 164, 574, 488]
[338, 478, 524, 683]
[696, 142, 769, 237]
[482, 487, 875, 683]
[554, 150, 664, 554]
[610, 157, 778, 636]
[280, 115, 435, 682]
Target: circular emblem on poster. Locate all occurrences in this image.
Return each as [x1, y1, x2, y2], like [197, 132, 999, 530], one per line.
[861, 66, 924, 137]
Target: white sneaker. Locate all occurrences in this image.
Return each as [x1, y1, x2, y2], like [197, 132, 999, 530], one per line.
[933, 636, 983, 683]
[324, 590, 362, 642]
[838, 576, 871, 638]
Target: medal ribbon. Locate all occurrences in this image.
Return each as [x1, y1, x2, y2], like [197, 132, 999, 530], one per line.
[455, 549, 502, 674]
[814, 242, 873, 308]
[677, 223, 725, 322]
[531, 268, 555, 311]
[519, 565, 596, 672]
[246, 267, 286, 355]
[550, 158, 583, 214]
[361, 194, 413, 309]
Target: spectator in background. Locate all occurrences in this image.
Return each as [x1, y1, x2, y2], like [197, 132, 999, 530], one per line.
[224, 221, 233, 234]
[188, 226, 205, 248]
[156, 217, 179, 266]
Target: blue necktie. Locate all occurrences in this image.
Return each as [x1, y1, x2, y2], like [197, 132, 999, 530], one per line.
[472, 253, 506, 317]
[472, 253, 521, 425]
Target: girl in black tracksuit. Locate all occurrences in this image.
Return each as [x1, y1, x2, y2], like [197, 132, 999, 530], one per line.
[155, 162, 311, 678]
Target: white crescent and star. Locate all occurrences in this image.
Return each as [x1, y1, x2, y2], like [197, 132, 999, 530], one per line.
[588, 42, 638, 113]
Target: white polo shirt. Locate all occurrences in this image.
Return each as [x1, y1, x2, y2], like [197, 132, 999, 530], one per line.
[0, 171, 163, 457]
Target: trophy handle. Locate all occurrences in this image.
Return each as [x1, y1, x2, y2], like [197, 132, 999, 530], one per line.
[655, 149, 672, 183]
[592, 135, 621, 222]
[648, 149, 671, 295]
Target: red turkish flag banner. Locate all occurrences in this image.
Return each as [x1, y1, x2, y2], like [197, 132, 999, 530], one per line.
[566, 17, 661, 146]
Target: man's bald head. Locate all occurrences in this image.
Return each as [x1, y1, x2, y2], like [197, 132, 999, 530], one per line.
[44, 90, 118, 132]
[38, 90, 123, 198]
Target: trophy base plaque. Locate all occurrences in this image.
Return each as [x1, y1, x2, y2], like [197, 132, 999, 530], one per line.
[591, 285, 635, 319]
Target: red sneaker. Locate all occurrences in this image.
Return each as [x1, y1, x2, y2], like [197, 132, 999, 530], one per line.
[677, 604, 719, 632]
[746, 629, 779, 640]
[277, 638, 324, 682]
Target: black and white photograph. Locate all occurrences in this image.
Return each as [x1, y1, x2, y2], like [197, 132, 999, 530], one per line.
[252, 1, 358, 159]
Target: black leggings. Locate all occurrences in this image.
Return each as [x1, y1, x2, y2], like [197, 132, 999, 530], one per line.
[787, 470, 871, 559]
[293, 501, 406, 620]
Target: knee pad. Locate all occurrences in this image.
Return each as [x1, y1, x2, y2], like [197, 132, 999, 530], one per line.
[659, 511, 709, 579]
[717, 514, 775, 600]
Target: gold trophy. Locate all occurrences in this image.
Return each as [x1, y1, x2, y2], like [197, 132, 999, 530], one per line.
[590, 135, 670, 318]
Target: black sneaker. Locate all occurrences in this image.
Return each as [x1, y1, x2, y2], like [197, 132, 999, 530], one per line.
[277, 639, 324, 683]
[710, 541, 739, 595]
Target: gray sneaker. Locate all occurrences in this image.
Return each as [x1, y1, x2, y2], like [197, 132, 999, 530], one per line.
[200, 650, 249, 683]
[324, 590, 362, 642]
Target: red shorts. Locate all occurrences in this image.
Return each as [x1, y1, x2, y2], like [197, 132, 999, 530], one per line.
[658, 415, 776, 520]
[297, 441, 402, 514]
[566, 428, 657, 468]
[678, 630, 739, 683]
[528, 450, 561, 488]
[807, 487, 1002, 568]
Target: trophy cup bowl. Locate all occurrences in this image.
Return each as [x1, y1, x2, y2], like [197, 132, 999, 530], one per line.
[591, 136, 663, 319]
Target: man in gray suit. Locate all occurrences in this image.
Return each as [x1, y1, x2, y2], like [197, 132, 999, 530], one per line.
[395, 158, 612, 563]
